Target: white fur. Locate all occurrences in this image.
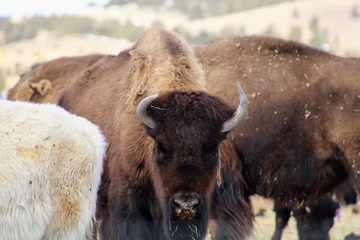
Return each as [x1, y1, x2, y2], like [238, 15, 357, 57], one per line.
[0, 100, 107, 240]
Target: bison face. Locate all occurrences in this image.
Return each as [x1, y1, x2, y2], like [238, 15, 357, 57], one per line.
[137, 82, 247, 240]
[150, 124, 224, 240]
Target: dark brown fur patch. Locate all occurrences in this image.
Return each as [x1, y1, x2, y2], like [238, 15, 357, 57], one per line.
[167, 37, 183, 56]
[147, 91, 235, 125]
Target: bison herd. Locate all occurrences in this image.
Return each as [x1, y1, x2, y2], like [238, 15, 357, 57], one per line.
[1, 27, 360, 239]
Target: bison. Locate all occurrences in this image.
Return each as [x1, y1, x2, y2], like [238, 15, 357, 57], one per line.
[7, 54, 105, 103]
[57, 27, 250, 240]
[0, 99, 106, 240]
[8, 34, 360, 238]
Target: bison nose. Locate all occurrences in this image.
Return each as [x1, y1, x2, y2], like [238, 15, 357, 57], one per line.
[171, 193, 201, 217]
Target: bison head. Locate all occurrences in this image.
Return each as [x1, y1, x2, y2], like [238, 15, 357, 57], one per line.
[295, 198, 340, 240]
[137, 82, 247, 240]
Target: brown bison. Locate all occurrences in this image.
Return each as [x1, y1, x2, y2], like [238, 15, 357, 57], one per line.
[8, 34, 360, 238]
[57, 28, 250, 240]
[194, 35, 360, 203]
[7, 54, 105, 103]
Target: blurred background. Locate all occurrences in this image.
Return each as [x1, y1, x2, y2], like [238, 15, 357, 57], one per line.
[1, 0, 360, 92]
[1, 0, 360, 239]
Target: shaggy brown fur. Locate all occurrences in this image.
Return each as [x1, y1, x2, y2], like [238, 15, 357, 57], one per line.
[57, 27, 250, 240]
[8, 34, 360, 238]
[7, 54, 106, 103]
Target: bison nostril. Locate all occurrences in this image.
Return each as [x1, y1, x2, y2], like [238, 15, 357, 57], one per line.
[171, 193, 201, 212]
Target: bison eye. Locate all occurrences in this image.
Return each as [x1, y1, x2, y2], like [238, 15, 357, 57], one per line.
[154, 147, 165, 164]
[154, 142, 167, 164]
[156, 142, 168, 153]
[202, 143, 219, 158]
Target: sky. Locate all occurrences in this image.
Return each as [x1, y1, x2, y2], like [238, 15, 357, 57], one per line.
[0, 0, 109, 17]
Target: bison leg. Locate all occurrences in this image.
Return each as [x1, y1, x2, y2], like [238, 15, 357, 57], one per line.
[270, 201, 291, 240]
[211, 169, 254, 240]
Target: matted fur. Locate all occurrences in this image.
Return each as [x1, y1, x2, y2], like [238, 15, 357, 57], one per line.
[0, 100, 106, 240]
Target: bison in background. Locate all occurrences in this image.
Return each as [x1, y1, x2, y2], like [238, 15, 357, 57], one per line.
[58, 27, 250, 240]
[0, 99, 106, 240]
[195, 35, 360, 201]
[7, 54, 105, 103]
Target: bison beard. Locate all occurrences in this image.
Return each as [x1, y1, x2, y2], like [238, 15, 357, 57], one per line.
[163, 201, 210, 240]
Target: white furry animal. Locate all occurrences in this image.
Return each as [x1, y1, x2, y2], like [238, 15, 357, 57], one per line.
[0, 100, 107, 240]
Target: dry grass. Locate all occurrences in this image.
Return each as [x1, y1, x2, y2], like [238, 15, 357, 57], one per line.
[0, 31, 132, 89]
[2, 0, 360, 91]
[185, 0, 360, 55]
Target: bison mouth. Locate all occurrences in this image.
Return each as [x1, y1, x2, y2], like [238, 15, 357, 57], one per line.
[170, 198, 201, 220]
[163, 197, 210, 240]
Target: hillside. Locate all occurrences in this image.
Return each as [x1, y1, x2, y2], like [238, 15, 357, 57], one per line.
[185, 0, 360, 54]
[1, 0, 360, 90]
[79, 0, 360, 54]
[0, 31, 132, 89]
[1, 2, 360, 238]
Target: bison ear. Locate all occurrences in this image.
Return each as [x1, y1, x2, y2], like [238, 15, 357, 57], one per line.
[29, 79, 52, 96]
[11, 79, 35, 101]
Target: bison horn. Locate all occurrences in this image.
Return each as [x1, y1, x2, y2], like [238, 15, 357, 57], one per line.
[137, 94, 159, 129]
[221, 81, 248, 133]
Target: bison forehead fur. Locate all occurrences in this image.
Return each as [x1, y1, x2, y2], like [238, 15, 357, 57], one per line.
[147, 91, 236, 130]
[144, 92, 236, 198]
